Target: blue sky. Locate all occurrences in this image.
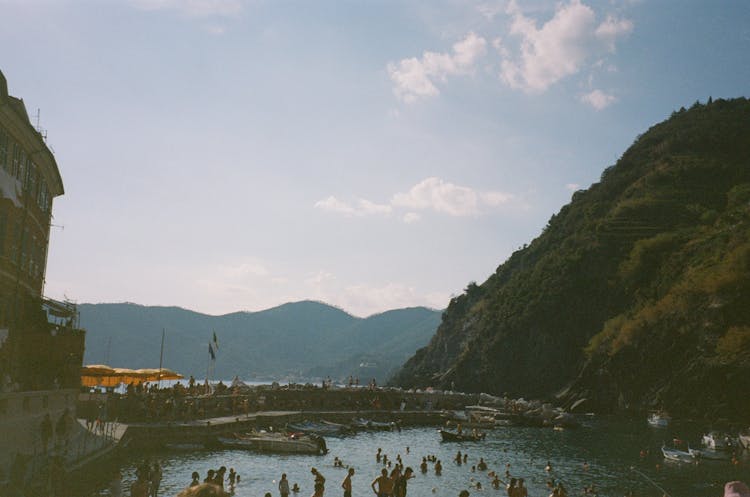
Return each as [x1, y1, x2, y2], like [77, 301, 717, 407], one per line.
[1, 0, 748, 316]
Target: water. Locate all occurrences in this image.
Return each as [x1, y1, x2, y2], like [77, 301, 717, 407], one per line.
[93, 416, 749, 497]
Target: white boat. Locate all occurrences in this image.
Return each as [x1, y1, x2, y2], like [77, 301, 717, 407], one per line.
[217, 432, 327, 455]
[739, 433, 750, 450]
[689, 448, 731, 461]
[648, 412, 670, 427]
[661, 445, 693, 463]
[701, 431, 732, 450]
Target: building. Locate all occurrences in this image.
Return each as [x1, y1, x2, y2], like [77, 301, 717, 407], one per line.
[0, 69, 85, 484]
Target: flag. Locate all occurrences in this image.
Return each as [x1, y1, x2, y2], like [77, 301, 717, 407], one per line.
[208, 342, 215, 360]
[212, 331, 219, 350]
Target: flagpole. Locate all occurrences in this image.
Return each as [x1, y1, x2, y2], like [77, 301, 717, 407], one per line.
[206, 343, 211, 394]
[158, 328, 165, 388]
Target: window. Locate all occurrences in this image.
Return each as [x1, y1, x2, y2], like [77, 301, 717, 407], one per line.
[0, 129, 8, 169]
[0, 212, 6, 256]
[12, 143, 21, 176]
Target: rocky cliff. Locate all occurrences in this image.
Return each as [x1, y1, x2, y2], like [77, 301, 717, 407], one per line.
[391, 98, 750, 420]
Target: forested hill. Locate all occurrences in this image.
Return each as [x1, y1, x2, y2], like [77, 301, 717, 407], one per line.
[390, 98, 750, 420]
[79, 301, 441, 383]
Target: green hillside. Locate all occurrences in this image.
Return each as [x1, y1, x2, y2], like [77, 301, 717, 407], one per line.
[390, 98, 750, 420]
[79, 301, 440, 383]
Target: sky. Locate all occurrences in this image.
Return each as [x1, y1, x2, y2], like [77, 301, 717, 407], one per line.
[1, 0, 748, 317]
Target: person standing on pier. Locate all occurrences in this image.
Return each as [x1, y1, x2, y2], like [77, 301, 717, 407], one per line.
[280, 473, 290, 497]
[342, 468, 354, 497]
[40, 413, 52, 454]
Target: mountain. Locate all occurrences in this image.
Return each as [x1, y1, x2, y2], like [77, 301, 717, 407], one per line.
[78, 300, 441, 383]
[390, 98, 750, 420]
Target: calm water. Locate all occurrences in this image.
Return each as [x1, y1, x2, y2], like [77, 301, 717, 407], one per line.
[94, 416, 749, 497]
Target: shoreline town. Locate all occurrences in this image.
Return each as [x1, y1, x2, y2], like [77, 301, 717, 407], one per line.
[1, 67, 749, 497]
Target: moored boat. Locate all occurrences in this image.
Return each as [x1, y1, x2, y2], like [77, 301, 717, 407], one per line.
[701, 431, 733, 451]
[739, 432, 750, 450]
[350, 418, 396, 431]
[217, 432, 327, 455]
[439, 429, 485, 442]
[287, 420, 352, 437]
[648, 412, 671, 428]
[688, 448, 731, 461]
[661, 445, 693, 463]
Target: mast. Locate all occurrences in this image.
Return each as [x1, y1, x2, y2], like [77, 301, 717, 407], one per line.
[158, 328, 165, 387]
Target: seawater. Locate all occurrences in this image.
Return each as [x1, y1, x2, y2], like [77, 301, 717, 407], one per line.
[94, 417, 749, 497]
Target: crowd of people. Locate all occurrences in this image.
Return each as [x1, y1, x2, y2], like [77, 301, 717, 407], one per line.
[82, 379, 469, 423]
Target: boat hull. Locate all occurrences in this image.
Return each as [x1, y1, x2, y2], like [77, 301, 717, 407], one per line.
[439, 429, 485, 442]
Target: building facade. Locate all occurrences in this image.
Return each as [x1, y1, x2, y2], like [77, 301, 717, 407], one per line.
[0, 70, 84, 479]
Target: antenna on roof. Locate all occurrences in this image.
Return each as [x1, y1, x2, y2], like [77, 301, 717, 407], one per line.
[34, 108, 47, 141]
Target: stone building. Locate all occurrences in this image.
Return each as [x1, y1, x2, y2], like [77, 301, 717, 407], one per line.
[0, 69, 85, 479]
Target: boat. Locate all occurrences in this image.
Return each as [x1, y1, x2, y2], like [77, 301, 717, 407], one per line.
[216, 432, 327, 455]
[688, 448, 731, 461]
[164, 442, 206, 451]
[701, 431, 733, 451]
[286, 420, 351, 437]
[739, 432, 750, 450]
[661, 445, 693, 463]
[320, 419, 355, 434]
[439, 429, 485, 442]
[648, 412, 671, 428]
[350, 418, 396, 431]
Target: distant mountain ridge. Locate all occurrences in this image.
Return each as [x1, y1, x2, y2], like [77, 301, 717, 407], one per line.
[391, 98, 750, 420]
[79, 300, 441, 383]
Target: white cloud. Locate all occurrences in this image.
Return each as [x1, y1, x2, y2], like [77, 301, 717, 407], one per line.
[130, 0, 244, 17]
[314, 196, 356, 216]
[478, 2, 504, 21]
[580, 88, 617, 110]
[402, 212, 421, 224]
[480, 191, 515, 207]
[565, 183, 580, 191]
[388, 32, 487, 103]
[595, 15, 634, 50]
[317, 177, 516, 220]
[392, 177, 513, 217]
[499, 0, 632, 93]
[314, 196, 392, 217]
[203, 24, 227, 35]
[334, 283, 448, 318]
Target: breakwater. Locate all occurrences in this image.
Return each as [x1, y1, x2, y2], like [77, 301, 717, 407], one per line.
[72, 386, 477, 456]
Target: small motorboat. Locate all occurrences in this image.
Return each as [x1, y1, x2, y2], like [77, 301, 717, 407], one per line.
[350, 418, 396, 431]
[648, 412, 671, 428]
[739, 432, 750, 450]
[439, 429, 485, 442]
[661, 445, 693, 463]
[701, 431, 733, 451]
[688, 448, 731, 461]
[286, 420, 351, 437]
[217, 432, 327, 455]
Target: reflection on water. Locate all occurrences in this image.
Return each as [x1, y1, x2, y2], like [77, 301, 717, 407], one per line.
[93, 416, 748, 497]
